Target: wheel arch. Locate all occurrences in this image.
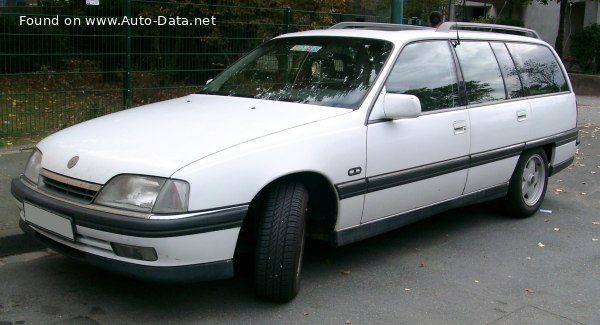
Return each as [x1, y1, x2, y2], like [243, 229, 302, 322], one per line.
[234, 171, 339, 255]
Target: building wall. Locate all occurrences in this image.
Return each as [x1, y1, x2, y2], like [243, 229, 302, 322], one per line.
[524, 1, 560, 46]
[583, 0, 600, 26]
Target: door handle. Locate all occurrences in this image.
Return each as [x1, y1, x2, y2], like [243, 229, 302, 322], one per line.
[453, 120, 467, 134]
[516, 109, 527, 121]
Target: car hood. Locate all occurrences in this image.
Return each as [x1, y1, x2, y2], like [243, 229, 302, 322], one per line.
[37, 94, 349, 184]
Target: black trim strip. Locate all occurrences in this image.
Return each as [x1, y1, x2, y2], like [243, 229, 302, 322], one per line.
[331, 184, 508, 247]
[20, 220, 234, 282]
[525, 128, 579, 150]
[368, 156, 470, 193]
[336, 179, 369, 200]
[549, 156, 575, 177]
[335, 129, 578, 200]
[469, 144, 524, 168]
[12, 177, 246, 238]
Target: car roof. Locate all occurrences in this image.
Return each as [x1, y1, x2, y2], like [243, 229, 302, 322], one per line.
[274, 27, 548, 47]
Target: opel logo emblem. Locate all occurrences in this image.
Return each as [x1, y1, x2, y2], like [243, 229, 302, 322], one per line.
[67, 156, 79, 169]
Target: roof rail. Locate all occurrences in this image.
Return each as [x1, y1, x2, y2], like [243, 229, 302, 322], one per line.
[436, 22, 540, 39]
[329, 22, 432, 31]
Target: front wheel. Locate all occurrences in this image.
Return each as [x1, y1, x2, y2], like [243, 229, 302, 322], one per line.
[254, 182, 308, 302]
[505, 149, 549, 218]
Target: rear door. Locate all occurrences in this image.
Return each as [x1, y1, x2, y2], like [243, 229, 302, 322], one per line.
[456, 41, 532, 194]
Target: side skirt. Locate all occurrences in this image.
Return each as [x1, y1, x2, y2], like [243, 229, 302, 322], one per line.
[331, 184, 508, 247]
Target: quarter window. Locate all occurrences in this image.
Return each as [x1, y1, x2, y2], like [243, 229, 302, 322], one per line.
[455, 41, 506, 104]
[506, 43, 569, 95]
[490, 42, 526, 99]
[386, 41, 460, 112]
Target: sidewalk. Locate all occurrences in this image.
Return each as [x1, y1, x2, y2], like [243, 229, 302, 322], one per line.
[0, 146, 44, 256]
[0, 95, 598, 257]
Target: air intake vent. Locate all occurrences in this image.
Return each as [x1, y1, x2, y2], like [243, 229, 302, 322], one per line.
[40, 170, 102, 204]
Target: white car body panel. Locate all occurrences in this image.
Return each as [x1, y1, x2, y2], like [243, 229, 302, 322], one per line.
[363, 107, 470, 223]
[335, 196, 366, 230]
[552, 141, 577, 166]
[362, 172, 469, 222]
[464, 157, 519, 194]
[463, 100, 532, 193]
[529, 93, 577, 140]
[172, 110, 366, 211]
[37, 95, 349, 184]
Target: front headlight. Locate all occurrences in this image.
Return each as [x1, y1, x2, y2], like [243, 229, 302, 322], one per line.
[24, 148, 43, 185]
[95, 175, 190, 214]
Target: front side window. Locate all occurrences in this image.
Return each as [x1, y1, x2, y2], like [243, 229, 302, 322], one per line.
[455, 41, 506, 105]
[202, 37, 393, 109]
[385, 41, 459, 112]
[506, 43, 569, 96]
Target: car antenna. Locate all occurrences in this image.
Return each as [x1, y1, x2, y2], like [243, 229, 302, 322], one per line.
[452, 22, 461, 48]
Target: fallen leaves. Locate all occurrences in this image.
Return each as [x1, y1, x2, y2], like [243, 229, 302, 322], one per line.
[525, 288, 535, 294]
[340, 270, 351, 276]
[592, 222, 600, 225]
[554, 228, 560, 232]
[537, 242, 546, 248]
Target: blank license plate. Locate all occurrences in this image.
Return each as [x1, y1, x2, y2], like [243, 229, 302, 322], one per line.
[24, 202, 75, 242]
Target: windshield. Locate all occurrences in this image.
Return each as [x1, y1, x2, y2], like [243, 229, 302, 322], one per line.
[202, 37, 393, 109]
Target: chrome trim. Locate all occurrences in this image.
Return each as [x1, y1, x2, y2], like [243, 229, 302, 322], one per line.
[21, 177, 151, 219]
[149, 205, 250, 220]
[41, 169, 103, 192]
[20, 175, 249, 221]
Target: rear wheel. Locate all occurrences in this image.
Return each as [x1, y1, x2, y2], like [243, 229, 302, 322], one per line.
[254, 182, 308, 302]
[505, 149, 548, 218]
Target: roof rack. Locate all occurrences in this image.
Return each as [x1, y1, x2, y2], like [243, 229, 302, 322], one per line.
[329, 22, 432, 31]
[436, 22, 540, 39]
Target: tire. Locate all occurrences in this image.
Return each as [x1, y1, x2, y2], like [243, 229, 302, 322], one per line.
[505, 149, 549, 218]
[254, 182, 309, 302]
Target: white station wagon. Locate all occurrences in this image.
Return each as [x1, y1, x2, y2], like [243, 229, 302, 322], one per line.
[12, 22, 578, 302]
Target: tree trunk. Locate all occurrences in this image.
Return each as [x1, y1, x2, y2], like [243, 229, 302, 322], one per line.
[554, 0, 568, 58]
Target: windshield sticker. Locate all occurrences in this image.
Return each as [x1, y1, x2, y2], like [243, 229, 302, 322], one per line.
[291, 45, 322, 53]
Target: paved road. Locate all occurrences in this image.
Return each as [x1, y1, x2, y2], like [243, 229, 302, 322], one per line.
[0, 98, 598, 324]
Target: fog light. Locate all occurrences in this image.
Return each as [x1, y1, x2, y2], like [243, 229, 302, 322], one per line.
[111, 243, 158, 261]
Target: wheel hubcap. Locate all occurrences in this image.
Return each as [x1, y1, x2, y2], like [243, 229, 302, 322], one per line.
[521, 155, 545, 206]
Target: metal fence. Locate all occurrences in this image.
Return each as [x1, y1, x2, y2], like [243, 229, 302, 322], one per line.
[0, 1, 419, 140]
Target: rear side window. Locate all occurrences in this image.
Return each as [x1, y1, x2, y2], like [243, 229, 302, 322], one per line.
[506, 43, 569, 96]
[386, 41, 460, 112]
[455, 41, 506, 105]
[490, 42, 526, 99]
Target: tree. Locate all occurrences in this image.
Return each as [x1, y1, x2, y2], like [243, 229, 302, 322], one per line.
[533, 0, 598, 58]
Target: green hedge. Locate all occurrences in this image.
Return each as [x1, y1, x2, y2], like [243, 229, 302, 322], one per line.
[571, 24, 600, 74]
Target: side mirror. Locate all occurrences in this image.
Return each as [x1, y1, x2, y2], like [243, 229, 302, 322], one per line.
[383, 93, 421, 120]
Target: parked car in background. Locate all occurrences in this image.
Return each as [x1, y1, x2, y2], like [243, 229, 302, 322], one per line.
[12, 23, 577, 302]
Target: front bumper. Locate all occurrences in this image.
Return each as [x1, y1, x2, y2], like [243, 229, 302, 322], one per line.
[11, 176, 248, 282]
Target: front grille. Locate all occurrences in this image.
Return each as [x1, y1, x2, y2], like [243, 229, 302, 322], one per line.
[40, 170, 102, 204]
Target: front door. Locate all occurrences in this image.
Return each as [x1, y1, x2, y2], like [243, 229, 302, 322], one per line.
[362, 40, 470, 223]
